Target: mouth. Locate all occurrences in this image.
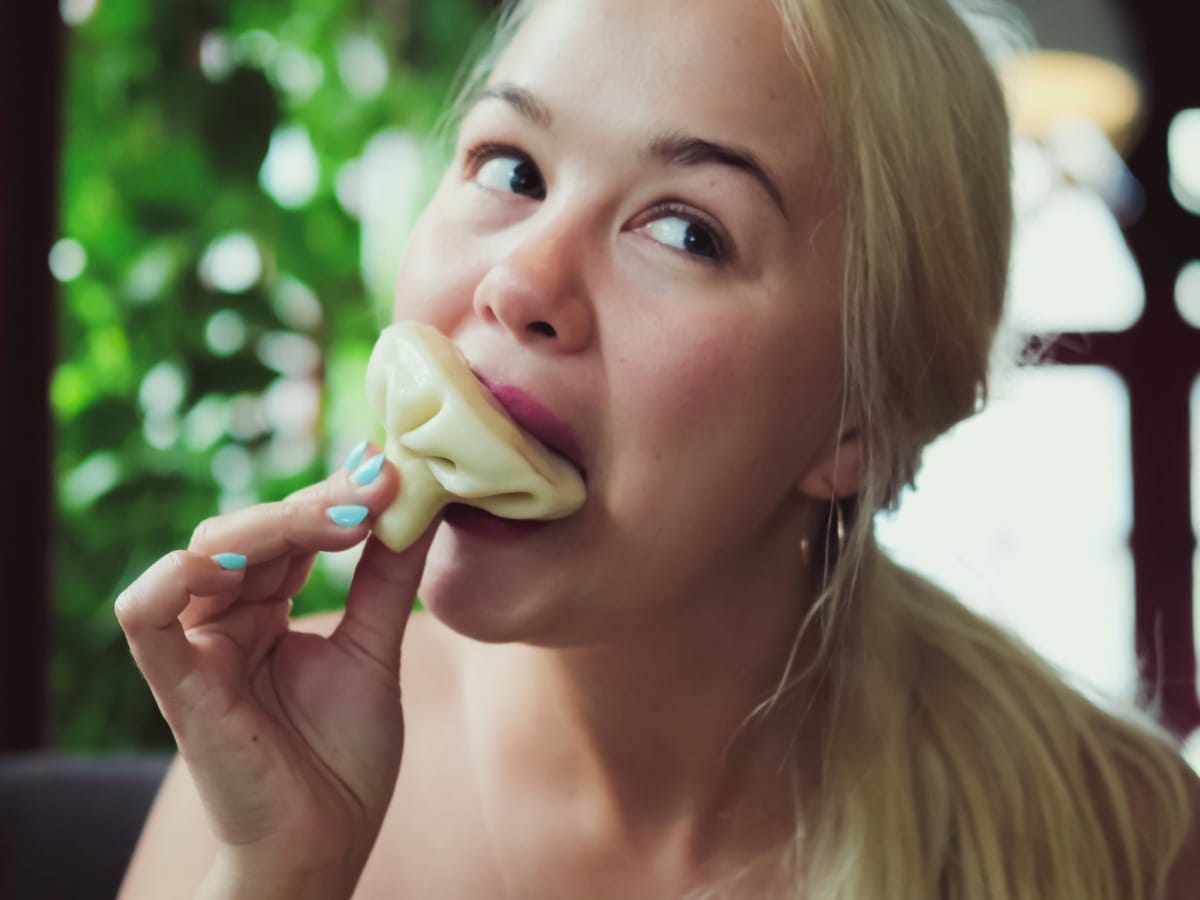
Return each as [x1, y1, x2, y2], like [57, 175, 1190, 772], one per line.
[473, 371, 587, 480]
[443, 502, 552, 538]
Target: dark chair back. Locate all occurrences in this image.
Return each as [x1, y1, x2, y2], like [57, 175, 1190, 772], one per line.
[0, 753, 171, 900]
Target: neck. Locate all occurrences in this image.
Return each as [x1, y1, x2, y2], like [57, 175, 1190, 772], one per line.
[459, 513, 823, 869]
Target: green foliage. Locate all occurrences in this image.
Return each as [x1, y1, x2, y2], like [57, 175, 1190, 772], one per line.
[55, 0, 494, 752]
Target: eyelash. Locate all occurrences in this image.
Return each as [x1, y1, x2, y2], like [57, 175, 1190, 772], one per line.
[649, 202, 727, 265]
[463, 141, 526, 176]
[460, 140, 730, 266]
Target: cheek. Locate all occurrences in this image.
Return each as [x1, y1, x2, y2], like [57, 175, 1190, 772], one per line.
[391, 208, 484, 329]
[601, 337, 806, 547]
[623, 328, 787, 430]
[610, 331, 766, 470]
[647, 340, 737, 426]
[614, 318, 843, 479]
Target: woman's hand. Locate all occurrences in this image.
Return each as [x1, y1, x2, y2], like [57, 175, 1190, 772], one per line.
[114, 443, 434, 894]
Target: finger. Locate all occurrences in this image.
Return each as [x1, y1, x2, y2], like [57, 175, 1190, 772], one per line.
[115, 550, 245, 698]
[185, 544, 316, 622]
[332, 527, 437, 676]
[187, 451, 400, 565]
[236, 554, 293, 602]
[273, 551, 318, 603]
[177, 556, 293, 629]
[186, 596, 293, 671]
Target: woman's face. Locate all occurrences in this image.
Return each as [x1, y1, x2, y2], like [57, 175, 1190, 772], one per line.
[393, 0, 855, 644]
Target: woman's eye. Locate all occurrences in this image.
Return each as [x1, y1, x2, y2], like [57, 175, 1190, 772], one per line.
[473, 154, 546, 200]
[643, 213, 723, 262]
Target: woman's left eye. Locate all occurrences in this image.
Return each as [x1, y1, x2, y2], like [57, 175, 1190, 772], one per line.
[468, 146, 546, 200]
[642, 210, 725, 263]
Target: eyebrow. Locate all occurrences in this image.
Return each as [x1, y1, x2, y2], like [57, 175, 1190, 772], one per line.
[647, 133, 789, 222]
[473, 83, 554, 129]
[470, 82, 790, 221]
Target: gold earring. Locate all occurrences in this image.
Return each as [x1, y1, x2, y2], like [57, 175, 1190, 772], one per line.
[835, 498, 845, 557]
[800, 499, 845, 586]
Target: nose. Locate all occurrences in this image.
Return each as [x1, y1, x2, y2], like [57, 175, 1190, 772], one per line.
[472, 213, 595, 354]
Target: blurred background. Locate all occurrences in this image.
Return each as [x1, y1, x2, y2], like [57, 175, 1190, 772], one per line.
[4, 0, 497, 758]
[1, 0, 1198, 770]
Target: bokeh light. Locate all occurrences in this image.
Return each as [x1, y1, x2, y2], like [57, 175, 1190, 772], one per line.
[270, 277, 323, 331]
[260, 125, 320, 209]
[49, 238, 87, 282]
[124, 244, 177, 303]
[138, 362, 186, 416]
[59, 0, 99, 26]
[274, 46, 325, 100]
[881, 366, 1137, 700]
[205, 309, 249, 357]
[183, 396, 231, 452]
[357, 130, 428, 302]
[199, 233, 262, 294]
[262, 376, 320, 437]
[257, 331, 322, 377]
[1009, 186, 1144, 332]
[236, 29, 278, 69]
[1177, 262, 1200, 328]
[228, 394, 268, 441]
[60, 453, 120, 510]
[1169, 109, 1200, 215]
[337, 33, 388, 98]
[211, 444, 254, 491]
[199, 32, 236, 81]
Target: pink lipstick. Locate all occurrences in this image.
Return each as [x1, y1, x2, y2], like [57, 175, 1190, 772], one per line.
[474, 373, 586, 477]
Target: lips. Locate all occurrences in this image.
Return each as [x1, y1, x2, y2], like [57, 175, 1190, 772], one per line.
[474, 372, 587, 478]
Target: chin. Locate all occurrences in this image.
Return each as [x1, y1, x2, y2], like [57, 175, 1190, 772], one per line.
[416, 531, 569, 645]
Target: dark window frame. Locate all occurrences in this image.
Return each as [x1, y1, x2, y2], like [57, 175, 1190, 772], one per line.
[0, 0, 60, 753]
[1042, 1, 1200, 739]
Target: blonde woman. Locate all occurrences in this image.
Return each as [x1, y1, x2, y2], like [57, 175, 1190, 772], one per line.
[115, 0, 1200, 897]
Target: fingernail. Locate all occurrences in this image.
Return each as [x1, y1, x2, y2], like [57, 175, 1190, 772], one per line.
[352, 453, 385, 486]
[212, 553, 248, 571]
[327, 505, 370, 527]
[343, 439, 369, 472]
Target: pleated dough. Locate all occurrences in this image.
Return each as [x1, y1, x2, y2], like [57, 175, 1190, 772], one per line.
[365, 322, 587, 551]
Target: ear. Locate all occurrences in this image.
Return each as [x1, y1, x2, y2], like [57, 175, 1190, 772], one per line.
[796, 428, 865, 500]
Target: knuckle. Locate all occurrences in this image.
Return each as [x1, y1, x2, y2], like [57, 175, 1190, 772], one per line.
[279, 496, 308, 525]
[285, 479, 327, 504]
[190, 517, 217, 549]
[166, 548, 190, 574]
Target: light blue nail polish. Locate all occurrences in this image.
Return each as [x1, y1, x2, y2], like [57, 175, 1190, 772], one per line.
[212, 553, 248, 571]
[343, 439, 369, 472]
[352, 453, 385, 486]
[327, 505, 370, 527]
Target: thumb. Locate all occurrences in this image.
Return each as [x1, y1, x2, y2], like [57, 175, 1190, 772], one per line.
[332, 528, 437, 675]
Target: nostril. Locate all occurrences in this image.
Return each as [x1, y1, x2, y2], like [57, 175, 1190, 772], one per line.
[528, 321, 557, 338]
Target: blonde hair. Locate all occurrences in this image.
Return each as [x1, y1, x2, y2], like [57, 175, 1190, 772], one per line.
[450, 2, 1197, 897]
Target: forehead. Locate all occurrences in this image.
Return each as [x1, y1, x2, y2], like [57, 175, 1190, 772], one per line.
[490, 0, 831, 203]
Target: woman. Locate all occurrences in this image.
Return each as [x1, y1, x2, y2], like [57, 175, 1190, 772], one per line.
[115, 0, 1200, 897]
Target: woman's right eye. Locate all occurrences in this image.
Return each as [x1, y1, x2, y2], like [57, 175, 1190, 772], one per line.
[469, 147, 546, 201]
